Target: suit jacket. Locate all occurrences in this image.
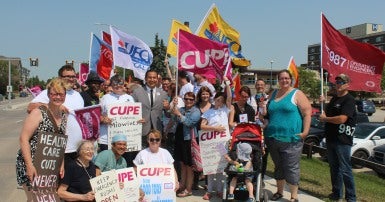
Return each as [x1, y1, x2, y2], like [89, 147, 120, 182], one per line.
[132, 86, 168, 136]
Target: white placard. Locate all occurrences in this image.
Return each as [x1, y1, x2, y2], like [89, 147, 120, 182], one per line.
[116, 167, 140, 202]
[90, 170, 124, 202]
[137, 164, 176, 202]
[107, 102, 142, 151]
[199, 130, 230, 175]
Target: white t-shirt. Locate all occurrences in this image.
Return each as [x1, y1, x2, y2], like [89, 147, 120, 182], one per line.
[179, 82, 194, 98]
[31, 89, 84, 153]
[99, 93, 135, 145]
[133, 147, 174, 166]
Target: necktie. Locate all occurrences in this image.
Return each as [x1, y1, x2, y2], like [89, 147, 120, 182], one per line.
[150, 89, 153, 107]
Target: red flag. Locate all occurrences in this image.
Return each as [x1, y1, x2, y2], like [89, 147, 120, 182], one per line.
[232, 73, 241, 101]
[99, 32, 113, 80]
[178, 29, 230, 80]
[74, 105, 101, 141]
[322, 14, 385, 93]
[287, 56, 299, 88]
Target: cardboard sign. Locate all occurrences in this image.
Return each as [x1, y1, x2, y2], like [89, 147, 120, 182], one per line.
[26, 131, 67, 202]
[90, 170, 124, 202]
[199, 130, 230, 175]
[116, 167, 140, 202]
[107, 102, 142, 151]
[137, 164, 176, 202]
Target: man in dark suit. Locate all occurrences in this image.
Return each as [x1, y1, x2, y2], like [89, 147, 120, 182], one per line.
[132, 70, 169, 145]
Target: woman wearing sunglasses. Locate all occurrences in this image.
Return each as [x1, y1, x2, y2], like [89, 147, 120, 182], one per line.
[172, 92, 201, 197]
[133, 129, 179, 198]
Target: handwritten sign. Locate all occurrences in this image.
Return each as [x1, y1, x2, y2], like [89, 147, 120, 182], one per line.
[107, 103, 142, 151]
[137, 164, 176, 202]
[26, 131, 67, 202]
[199, 130, 230, 175]
[116, 167, 139, 202]
[90, 170, 124, 202]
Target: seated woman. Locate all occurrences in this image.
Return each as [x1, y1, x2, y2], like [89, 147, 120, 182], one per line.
[58, 140, 97, 201]
[133, 129, 179, 191]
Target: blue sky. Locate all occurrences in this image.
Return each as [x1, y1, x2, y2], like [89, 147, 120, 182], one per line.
[1, 0, 385, 80]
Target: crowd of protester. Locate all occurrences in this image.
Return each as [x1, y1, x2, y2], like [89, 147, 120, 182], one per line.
[16, 64, 331, 202]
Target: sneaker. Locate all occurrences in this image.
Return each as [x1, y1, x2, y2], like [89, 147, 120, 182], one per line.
[247, 197, 255, 202]
[227, 194, 234, 200]
[328, 193, 342, 201]
[202, 192, 211, 200]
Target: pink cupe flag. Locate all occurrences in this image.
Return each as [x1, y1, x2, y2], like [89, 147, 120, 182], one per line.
[74, 105, 101, 141]
[178, 29, 230, 80]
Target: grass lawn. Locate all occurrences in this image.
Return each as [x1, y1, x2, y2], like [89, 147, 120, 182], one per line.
[266, 155, 385, 202]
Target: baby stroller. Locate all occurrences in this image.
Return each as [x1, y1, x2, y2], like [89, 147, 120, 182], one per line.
[222, 123, 268, 202]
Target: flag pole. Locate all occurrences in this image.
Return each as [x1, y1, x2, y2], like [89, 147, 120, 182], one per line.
[223, 57, 231, 80]
[175, 29, 180, 98]
[320, 12, 324, 112]
[195, 3, 215, 34]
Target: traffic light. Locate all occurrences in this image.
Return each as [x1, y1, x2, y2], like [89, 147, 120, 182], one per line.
[30, 58, 39, 67]
[65, 60, 74, 67]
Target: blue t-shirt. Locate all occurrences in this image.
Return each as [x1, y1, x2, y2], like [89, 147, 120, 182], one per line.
[265, 89, 303, 142]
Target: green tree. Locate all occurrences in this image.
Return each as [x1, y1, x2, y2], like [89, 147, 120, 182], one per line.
[25, 76, 46, 89]
[150, 34, 167, 77]
[0, 60, 21, 95]
[298, 67, 321, 104]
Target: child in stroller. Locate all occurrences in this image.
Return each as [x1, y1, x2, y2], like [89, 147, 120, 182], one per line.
[223, 123, 267, 202]
[224, 142, 255, 201]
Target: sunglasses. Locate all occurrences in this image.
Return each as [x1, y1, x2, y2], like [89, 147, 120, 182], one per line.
[149, 138, 161, 143]
[111, 81, 124, 86]
[335, 80, 346, 85]
[184, 98, 195, 101]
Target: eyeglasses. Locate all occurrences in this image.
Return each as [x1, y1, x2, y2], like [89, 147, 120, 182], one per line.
[81, 148, 94, 153]
[184, 98, 195, 101]
[279, 77, 291, 81]
[61, 75, 77, 79]
[149, 138, 161, 143]
[335, 80, 346, 85]
[49, 93, 65, 97]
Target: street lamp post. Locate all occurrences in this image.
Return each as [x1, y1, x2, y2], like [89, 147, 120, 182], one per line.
[270, 60, 274, 88]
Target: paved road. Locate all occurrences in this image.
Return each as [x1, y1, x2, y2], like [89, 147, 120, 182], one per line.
[4, 97, 384, 201]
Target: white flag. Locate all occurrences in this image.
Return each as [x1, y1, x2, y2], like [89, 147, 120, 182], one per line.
[110, 26, 153, 80]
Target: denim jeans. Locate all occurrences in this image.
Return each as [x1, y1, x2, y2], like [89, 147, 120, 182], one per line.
[326, 141, 356, 202]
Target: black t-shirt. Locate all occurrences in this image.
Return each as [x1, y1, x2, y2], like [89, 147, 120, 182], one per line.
[62, 159, 96, 194]
[232, 103, 255, 123]
[81, 90, 100, 107]
[325, 93, 357, 145]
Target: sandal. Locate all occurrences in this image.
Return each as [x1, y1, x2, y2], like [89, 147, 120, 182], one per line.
[202, 192, 212, 200]
[271, 192, 283, 201]
[177, 190, 192, 197]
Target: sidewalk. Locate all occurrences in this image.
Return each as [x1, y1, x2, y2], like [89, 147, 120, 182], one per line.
[176, 175, 323, 202]
[0, 95, 32, 111]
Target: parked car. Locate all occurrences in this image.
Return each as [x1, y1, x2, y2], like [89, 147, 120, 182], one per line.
[304, 112, 369, 148]
[320, 122, 385, 168]
[369, 144, 385, 178]
[356, 100, 376, 116]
